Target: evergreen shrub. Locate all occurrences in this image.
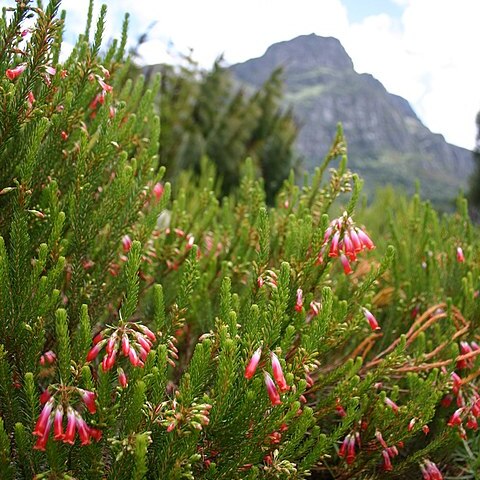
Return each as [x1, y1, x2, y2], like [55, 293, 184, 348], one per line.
[0, 1, 479, 479]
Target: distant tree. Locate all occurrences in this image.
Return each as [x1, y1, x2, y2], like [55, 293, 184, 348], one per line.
[468, 111, 480, 210]
[153, 60, 299, 201]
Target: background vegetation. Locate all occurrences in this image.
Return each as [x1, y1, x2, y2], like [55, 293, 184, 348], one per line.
[0, 1, 479, 479]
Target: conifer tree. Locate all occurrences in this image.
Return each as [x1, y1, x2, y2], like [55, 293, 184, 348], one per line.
[155, 60, 298, 200]
[468, 110, 480, 212]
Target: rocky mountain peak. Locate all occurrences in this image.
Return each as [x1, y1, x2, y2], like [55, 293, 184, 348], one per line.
[232, 34, 354, 87]
[230, 35, 474, 209]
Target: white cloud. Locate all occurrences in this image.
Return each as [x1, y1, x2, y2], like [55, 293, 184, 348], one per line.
[4, 0, 479, 149]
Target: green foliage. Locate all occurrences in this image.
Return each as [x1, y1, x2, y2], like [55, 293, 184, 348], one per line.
[0, 3, 479, 480]
[153, 61, 298, 202]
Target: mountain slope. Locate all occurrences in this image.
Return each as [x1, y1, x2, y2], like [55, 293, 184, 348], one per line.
[230, 34, 474, 207]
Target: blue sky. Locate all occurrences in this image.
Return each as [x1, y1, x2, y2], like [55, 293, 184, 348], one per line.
[342, 0, 403, 23]
[5, 0, 480, 150]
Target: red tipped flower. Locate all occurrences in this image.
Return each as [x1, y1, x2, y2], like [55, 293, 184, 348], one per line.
[271, 352, 289, 392]
[456, 246, 465, 263]
[33, 416, 52, 451]
[447, 407, 464, 427]
[79, 389, 97, 414]
[87, 340, 105, 361]
[6, 64, 26, 80]
[382, 449, 393, 471]
[122, 334, 130, 356]
[384, 397, 399, 414]
[340, 253, 352, 275]
[118, 367, 128, 388]
[346, 434, 356, 464]
[264, 371, 282, 406]
[295, 288, 303, 312]
[53, 405, 64, 440]
[121, 234, 132, 253]
[244, 347, 262, 379]
[153, 182, 164, 201]
[362, 307, 380, 331]
[33, 398, 55, 437]
[75, 412, 91, 445]
[63, 407, 76, 445]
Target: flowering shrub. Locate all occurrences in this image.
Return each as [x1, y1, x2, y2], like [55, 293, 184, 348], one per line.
[0, 2, 479, 479]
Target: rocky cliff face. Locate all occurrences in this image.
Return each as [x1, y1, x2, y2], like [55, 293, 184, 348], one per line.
[230, 34, 474, 207]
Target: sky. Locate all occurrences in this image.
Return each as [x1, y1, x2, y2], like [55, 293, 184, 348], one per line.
[6, 0, 480, 150]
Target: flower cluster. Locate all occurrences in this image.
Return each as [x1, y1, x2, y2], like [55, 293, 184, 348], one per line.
[244, 348, 289, 406]
[375, 430, 401, 471]
[445, 362, 480, 437]
[87, 322, 157, 386]
[338, 432, 360, 464]
[318, 212, 375, 274]
[146, 394, 212, 433]
[33, 388, 101, 450]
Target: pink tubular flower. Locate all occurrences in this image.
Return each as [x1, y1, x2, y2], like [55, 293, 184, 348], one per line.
[40, 350, 57, 365]
[384, 397, 399, 414]
[86, 340, 106, 361]
[128, 346, 140, 367]
[40, 389, 51, 404]
[295, 288, 303, 312]
[343, 232, 356, 261]
[34, 416, 52, 451]
[153, 182, 164, 201]
[375, 429, 388, 448]
[53, 405, 64, 440]
[244, 347, 262, 379]
[264, 371, 282, 406]
[63, 407, 76, 445]
[44, 65, 56, 76]
[466, 414, 478, 430]
[362, 307, 380, 331]
[340, 253, 352, 275]
[121, 234, 132, 253]
[382, 449, 393, 471]
[97, 77, 113, 92]
[139, 325, 156, 342]
[408, 418, 416, 432]
[349, 228, 362, 252]
[456, 246, 465, 263]
[338, 434, 349, 458]
[33, 398, 55, 437]
[447, 407, 464, 427]
[271, 352, 289, 392]
[309, 300, 321, 317]
[88, 426, 102, 441]
[79, 389, 96, 414]
[472, 398, 480, 417]
[118, 367, 128, 388]
[329, 231, 341, 257]
[346, 434, 356, 464]
[93, 332, 103, 345]
[122, 334, 130, 356]
[356, 229, 375, 250]
[423, 460, 443, 480]
[102, 349, 117, 371]
[451, 372, 462, 395]
[75, 412, 91, 445]
[135, 332, 152, 352]
[6, 64, 26, 80]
